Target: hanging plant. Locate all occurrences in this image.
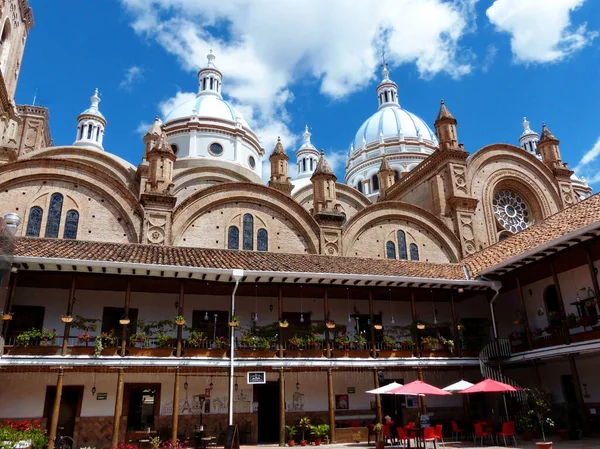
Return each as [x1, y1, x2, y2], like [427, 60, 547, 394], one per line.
[279, 319, 289, 328]
[174, 315, 185, 326]
[325, 320, 336, 329]
[229, 315, 240, 327]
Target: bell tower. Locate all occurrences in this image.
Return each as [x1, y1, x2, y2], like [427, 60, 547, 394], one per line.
[268, 137, 294, 195]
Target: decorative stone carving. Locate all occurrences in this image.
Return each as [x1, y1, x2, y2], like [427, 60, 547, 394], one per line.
[146, 213, 168, 244]
[458, 212, 476, 255]
[451, 164, 467, 195]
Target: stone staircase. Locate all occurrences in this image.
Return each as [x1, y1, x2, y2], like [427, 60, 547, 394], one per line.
[478, 338, 525, 402]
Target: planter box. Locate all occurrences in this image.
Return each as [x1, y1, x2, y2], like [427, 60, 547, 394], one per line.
[377, 349, 414, 358]
[284, 349, 324, 358]
[335, 349, 372, 358]
[101, 347, 121, 356]
[5, 346, 61, 356]
[422, 350, 452, 358]
[236, 349, 278, 358]
[181, 348, 228, 358]
[571, 329, 600, 343]
[69, 347, 95, 356]
[125, 348, 175, 357]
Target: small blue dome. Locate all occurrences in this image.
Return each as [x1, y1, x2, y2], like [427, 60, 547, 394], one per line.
[164, 94, 251, 130]
[352, 106, 438, 152]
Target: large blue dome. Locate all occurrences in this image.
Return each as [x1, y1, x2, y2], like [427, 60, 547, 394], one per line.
[352, 106, 438, 153]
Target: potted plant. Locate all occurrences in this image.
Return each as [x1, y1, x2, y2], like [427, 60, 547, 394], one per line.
[288, 335, 304, 349]
[186, 330, 207, 348]
[335, 332, 350, 349]
[311, 424, 329, 446]
[325, 320, 336, 329]
[525, 387, 554, 449]
[382, 334, 395, 349]
[155, 329, 176, 348]
[353, 333, 367, 348]
[518, 414, 534, 441]
[319, 424, 330, 444]
[77, 330, 93, 346]
[40, 328, 58, 346]
[229, 315, 240, 327]
[174, 315, 185, 326]
[373, 423, 385, 449]
[299, 417, 310, 446]
[279, 319, 289, 328]
[286, 425, 298, 446]
[15, 328, 41, 346]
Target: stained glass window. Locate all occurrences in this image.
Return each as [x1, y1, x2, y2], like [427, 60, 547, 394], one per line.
[397, 230, 407, 260]
[44, 193, 63, 238]
[386, 241, 396, 260]
[257, 228, 268, 252]
[25, 206, 43, 237]
[63, 210, 79, 239]
[409, 243, 419, 261]
[243, 214, 254, 250]
[492, 189, 530, 234]
[228, 226, 239, 250]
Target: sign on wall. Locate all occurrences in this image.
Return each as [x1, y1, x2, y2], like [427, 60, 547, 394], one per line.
[247, 371, 266, 384]
[347, 387, 355, 394]
[96, 393, 107, 400]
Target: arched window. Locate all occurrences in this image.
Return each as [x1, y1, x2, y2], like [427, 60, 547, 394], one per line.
[209, 77, 213, 90]
[357, 182, 363, 193]
[257, 228, 268, 252]
[372, 175, 379, 192]
[409, 243, 419, 261]
[310, 159, 313, 171]
[203, 78, 207, 90]
[96, 127, 100, 141]
[394, 171, 400, 182]
[544, 285, 562, 325]
[386, 241, 396, 260]
[243, 214, 254, 250]
[397, 230, 407, 260]
[87, 124, 93, 139]
[302, 159, 306, 172]
[44, 193, 64, 238]
[25, 206, 43, 237]
[79, 126, 84, 140]
[228, 226, 239, 250]
[63, 210, 79, 239]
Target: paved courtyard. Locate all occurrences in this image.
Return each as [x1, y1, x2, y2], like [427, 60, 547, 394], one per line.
[242, 440, 600, 449]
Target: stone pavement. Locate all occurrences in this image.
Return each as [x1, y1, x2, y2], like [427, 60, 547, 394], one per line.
[241, 440, 600, 449]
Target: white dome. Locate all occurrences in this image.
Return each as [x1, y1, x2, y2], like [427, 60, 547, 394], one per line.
[164, 95, 251, 130]
[352, 107, 438, 152]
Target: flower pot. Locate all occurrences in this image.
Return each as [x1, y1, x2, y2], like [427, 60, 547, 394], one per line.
[175, 320, 185, 326]
[300, 441, 307, 447]
[6, 346, 61, 356]
[279, 321, 289, 328]
[535, 442, 553, 449]
[101, 347, 120, 356]
[325, 322, 336, 329]
[69, 347, 95, 356]
[1, 313, 12, 321]
[229, 321, 239, 327]
[315, 439, 321, 446]
[376, 441, 385, 449]
[288, 440, 295, 447]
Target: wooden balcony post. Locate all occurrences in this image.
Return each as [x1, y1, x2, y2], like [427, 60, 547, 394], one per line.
[175, 283, 185, 357]
[585, 246, 600, 304]
[516, 275, 533, 349]
[120, 279, 131, 357]
[279, 369, 286, 446]
[327, 369, 336, 443]
[550, 261, 571, 343]
[1, 270, 17, 341]
[410, 291, 418, 352]
[324, 288, 331, 358]
[172, 367, 181, 445]
[47, 368, 64, 449]
[111, 368, 125, 448]
[368, 290, 376, 358]
[278, 286, 284, 358]
[569, 355, 591, 436]
[61, 277, 76, 356]
[373, 369, 382, 424]
[450, 294, 462, 357]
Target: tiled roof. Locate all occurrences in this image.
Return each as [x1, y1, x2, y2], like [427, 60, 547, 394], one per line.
[312, 150, 335, 179]
[463, 192, 600, 276]
[435, 99, 455, 122]
[13, 237, 466, 280]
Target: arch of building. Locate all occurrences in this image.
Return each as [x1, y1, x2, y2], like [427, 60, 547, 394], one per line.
[172, 183, 321, 253]
[293, 182, 371, 221]
[0, 160, 142, 242]
[467, 144, 562, 246]
[342, 202, 462, 262]
[22, 146, 139, 193]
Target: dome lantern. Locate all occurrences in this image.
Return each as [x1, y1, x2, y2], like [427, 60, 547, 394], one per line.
[376, 63, 400, 110]
[73, 88, 106, 151]
[295, 125, 320, 179]
[197, 50, 223, 98]
[519, 117, 540, 157]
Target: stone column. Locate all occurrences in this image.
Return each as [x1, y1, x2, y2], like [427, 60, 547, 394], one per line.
[373, 370, 382, 424]
[61, 277, 76, 356]
[327, 369, 336, 443]
[47, 368, 65, 449]
[279, 370, 286, 446]
[516, 275, 533, 349]
[1, 270, 17, 341]
[120, 280, 131, 357]
[569, 356, 591, 436]
[111, 368, 125, 448]
[550, 261, 571, 343]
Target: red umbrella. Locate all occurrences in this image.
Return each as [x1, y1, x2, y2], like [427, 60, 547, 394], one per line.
[459, 378, 521, 394]
[387, 380, 452, 396]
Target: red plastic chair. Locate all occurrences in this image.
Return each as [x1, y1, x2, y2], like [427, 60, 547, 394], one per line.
[423, 427, 437, 449]
[395, 427, 411, 448]
[383, 424, 392, 445]
[473, 422, 492, 446]
[405, 422, 415, 439]
[434, 424, 444, 447]
[496, 421, 517, 447]
[450, 420, 465, 441]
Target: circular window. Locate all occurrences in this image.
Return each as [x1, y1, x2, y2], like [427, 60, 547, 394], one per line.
[248, 155, 256, 169]
[209, 142, 224, 156]
[492, 190, 530, 234]
[170, 144, 178, 155]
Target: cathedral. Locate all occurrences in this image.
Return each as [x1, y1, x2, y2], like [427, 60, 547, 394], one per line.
[1, 2, 600, 448]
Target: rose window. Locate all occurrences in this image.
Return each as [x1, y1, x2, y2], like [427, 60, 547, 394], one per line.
[492, 190, 530, 233]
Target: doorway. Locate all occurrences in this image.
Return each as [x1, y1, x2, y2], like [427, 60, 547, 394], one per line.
[44, 386, 84, 439]
[256, 381, 279, 443]
[380, 379, 404, 424]
[124, 384, 161, 431]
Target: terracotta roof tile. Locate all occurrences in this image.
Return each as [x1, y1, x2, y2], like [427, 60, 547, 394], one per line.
[463, 192, 600, 276]
[14, 237, 466, 280]
[311, 150, 336, 179]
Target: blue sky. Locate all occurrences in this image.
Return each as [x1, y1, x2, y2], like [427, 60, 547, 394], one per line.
[16, 0, 600, 185]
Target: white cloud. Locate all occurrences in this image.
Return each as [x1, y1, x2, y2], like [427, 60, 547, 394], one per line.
[120, 0, 478, 176]
[574, 136, 600, 184]
[119, 66, 144, 90]
[487, 0, 597, 64]
[481, 45, 498, 72]
[158, 91, 197, 117]
[136, 121, 152, 136]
